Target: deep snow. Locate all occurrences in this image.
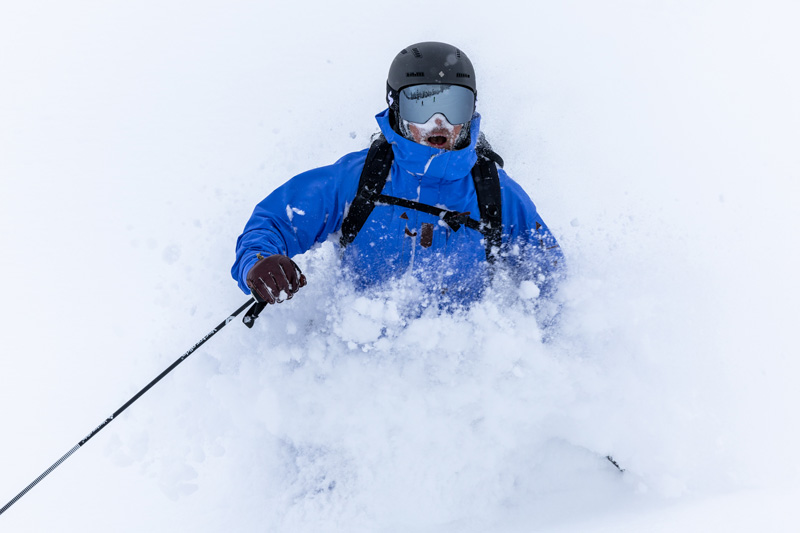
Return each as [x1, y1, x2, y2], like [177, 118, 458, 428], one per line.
[1, 1, 799, 532]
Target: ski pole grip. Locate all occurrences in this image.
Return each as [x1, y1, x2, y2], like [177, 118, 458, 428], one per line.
[243, 301, 268, 328]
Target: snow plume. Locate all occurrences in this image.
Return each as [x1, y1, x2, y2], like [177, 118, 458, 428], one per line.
[104, 225, 771, 532]
[105, 244, 616, 531]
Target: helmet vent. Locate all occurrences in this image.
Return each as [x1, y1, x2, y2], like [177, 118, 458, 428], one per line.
[400, 49, 408, 55]
[411, 48, 422, 58]
[457, 73, 471, 78]
[456, 49, 462, 58]
[406, 72, 424, 77]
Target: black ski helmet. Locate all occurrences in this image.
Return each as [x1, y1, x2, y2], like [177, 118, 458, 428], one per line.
[386, 42, 477, 122]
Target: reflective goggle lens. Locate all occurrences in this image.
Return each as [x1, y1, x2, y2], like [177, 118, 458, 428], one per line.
[398, 84, 475, 125]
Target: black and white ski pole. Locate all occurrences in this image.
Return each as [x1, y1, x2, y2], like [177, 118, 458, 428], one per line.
[0, 297, 256, 517]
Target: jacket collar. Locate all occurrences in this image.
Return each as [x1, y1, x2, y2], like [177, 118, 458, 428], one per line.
[375, 108, 481, 181]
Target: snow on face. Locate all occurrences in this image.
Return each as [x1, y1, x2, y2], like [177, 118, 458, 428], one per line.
[401, 113, 464, 150]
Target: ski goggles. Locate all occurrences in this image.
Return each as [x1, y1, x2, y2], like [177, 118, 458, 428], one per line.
[398, 84, 475, 125]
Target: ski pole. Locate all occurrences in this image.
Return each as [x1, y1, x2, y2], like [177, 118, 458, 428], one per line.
[0, 297, 256, 517]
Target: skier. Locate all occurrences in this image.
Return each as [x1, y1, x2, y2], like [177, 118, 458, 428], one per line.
[232, 41, 563, 312]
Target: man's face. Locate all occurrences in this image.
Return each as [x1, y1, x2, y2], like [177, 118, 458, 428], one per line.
[404, 113, 464, 151]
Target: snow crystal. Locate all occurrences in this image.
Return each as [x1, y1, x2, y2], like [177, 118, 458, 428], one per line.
[286, 205, 306, 221]
[518, 280, 540, 300]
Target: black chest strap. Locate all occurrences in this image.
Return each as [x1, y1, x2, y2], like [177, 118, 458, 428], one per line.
[340, 136, 503, 263]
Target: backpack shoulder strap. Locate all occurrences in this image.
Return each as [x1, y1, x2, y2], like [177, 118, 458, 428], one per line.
[472, 134, 503, 263]
[476, 132, 504, 169]
[339, 136, 394, 247]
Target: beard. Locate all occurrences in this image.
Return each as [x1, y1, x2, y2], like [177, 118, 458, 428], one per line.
[398, 116, 472, 150]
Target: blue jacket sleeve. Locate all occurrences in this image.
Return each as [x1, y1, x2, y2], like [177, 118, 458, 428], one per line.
[231, 150, 367, 294]
[499, 169, 565, 298]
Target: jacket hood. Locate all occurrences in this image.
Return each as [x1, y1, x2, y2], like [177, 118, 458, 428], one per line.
[375, 108, 481, 181]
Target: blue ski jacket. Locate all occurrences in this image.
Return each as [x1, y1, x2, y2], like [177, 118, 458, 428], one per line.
[232, 109, 564, 305]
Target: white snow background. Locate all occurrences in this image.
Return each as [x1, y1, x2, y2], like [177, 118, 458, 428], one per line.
[1, 1, 799, 531]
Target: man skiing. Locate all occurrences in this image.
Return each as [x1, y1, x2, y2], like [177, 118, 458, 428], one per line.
[232, 41, 563, 311]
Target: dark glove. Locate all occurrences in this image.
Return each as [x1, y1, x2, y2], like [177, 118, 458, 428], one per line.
[246, 254, 307, 304]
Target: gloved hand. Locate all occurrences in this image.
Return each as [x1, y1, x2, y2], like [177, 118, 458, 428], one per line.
[246, 254, 307, 304]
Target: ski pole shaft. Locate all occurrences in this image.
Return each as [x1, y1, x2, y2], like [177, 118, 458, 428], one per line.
[0, 297, 256, 517]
